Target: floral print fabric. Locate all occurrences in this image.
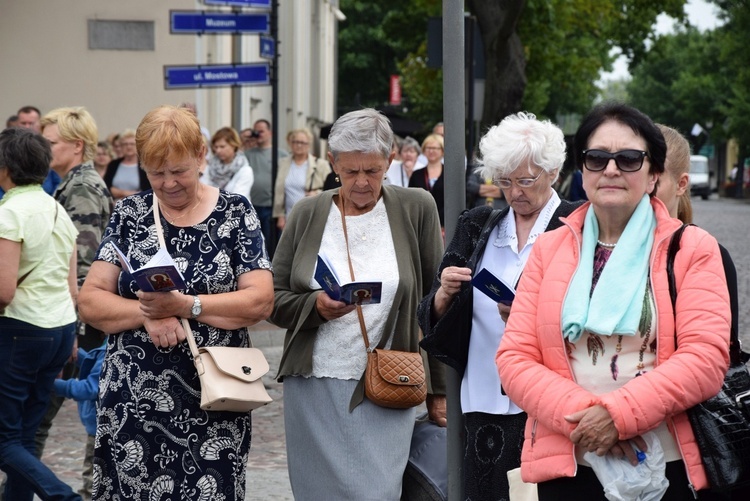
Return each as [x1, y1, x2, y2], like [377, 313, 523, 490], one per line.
[92, 191, 271, 501]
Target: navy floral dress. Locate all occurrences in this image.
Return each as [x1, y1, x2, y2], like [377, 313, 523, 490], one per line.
[91, 191, 271, 501]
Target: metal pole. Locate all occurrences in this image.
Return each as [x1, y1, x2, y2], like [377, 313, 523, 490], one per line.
[442, 1, 465, 500]
[270, 0, 280, 253]
[231, 8, 242, 131]
[466, 15, 475, 165]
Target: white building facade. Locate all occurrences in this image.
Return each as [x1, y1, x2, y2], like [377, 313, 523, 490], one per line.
[0, 0, 341, 152]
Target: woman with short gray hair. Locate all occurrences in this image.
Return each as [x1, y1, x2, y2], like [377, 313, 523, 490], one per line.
[386, 136, 422, 187]
[271, 108, 446, 500]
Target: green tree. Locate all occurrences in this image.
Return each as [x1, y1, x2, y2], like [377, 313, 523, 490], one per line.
[396, 43, 443, 127]
[628, 28, 730, 151]
[467, 0, 686, 129]
[336, 0, 439, 117]
[714, 0, 750, 155]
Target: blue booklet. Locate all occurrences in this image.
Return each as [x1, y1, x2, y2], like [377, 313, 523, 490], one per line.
[471, 268, 515, 305]
[112, 243, 186, 292]
[314, 255, 382, 305]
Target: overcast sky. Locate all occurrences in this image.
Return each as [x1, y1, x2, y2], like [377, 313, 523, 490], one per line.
[600, 0, 723, 81]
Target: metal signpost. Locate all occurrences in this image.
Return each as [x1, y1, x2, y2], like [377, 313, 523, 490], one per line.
[443, 1, 466, 499]
[166, 0, 275, 131]
[164, 63, 270, 89]
[170, 11, 270, 34]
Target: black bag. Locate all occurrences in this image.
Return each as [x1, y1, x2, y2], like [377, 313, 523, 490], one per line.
[401, 413, 447, 501]
[667, 224, 750, 491]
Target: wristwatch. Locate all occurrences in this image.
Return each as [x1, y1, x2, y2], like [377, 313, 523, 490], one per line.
[190, 295, 202, 319]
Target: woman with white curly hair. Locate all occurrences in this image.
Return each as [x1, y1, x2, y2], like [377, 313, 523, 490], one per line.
[418, 111, 583, 500]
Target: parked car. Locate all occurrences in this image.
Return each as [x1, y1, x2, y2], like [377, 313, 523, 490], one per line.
[690, 155, 711, 200]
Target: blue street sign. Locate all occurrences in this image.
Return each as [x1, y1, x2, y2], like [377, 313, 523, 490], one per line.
[171, 11, 269, 34]
[259, 35, 275, 60]
[204, 0, 271, 8]
[164, 63, 270, 89]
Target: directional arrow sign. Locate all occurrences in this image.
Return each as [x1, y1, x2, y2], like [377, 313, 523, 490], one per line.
[171, 11, 269, 34]
[204, 0, 271, 8]
[164, 63, 270, 89]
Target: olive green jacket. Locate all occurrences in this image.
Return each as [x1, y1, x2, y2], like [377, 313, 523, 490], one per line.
[271, 185, 446, 409]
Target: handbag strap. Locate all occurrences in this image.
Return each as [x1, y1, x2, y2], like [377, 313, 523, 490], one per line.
[337, 194, 372, 352]
[152, 194, 201, 359]
[667, 224, 741, 364]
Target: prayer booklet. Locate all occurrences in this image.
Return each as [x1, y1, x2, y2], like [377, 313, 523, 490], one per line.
[112, 243, 186, 292]
[314, 255, 382, 305]
[471, 268, 515, 305]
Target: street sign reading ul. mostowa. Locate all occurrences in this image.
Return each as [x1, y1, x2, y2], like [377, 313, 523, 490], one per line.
[171, 11, 270, 34]
[164, 63, 270, 89]
[204, 0, 271, 8]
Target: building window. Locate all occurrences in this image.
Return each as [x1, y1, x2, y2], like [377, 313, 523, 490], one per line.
[88, 20, 155, 51]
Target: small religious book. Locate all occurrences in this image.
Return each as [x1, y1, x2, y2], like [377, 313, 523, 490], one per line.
[471, 268, 516, 305]
[314, 255, 382, 305]
[112, 242, 186, 292]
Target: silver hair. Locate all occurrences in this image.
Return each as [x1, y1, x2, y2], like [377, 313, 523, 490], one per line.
[474, 112, 565, 184]
[400, 136, 422, 155]
[327, 108, 393, 160]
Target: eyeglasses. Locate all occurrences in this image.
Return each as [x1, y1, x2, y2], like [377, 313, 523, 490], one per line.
[582, 149, 648, 172]
[496, 168, 545, 189]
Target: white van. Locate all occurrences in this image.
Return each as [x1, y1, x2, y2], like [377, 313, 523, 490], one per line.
[689, 155, 711, 200]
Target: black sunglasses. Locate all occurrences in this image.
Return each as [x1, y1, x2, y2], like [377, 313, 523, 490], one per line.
[582, 149, 648, 172]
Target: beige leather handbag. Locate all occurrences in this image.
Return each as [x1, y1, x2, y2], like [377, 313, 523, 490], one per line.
[152, 194, 272, 412]
[181, 318, 272, 412]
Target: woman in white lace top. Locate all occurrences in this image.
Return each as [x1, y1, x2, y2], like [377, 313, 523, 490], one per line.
[270, 108, 446, 500]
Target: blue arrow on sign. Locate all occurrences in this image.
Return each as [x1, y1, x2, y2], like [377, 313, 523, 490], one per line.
[259, 35, 275, 60]
[204, 0, 271, 8]
[171, 11, 269, 34]
[164, 63, 270, 89]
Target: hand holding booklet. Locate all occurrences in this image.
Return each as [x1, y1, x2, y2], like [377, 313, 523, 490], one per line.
[112, 242, 186, 292]
[314, 255, 382, 305]
[471, 268, 515, 305]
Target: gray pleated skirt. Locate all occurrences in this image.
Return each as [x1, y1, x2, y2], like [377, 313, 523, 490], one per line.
[284, 376, 417, 501]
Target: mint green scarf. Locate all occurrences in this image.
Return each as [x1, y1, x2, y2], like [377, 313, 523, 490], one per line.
[562, 195, 655, 342]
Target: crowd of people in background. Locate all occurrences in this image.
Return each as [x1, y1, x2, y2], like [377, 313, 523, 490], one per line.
[0, 99, 746, 501]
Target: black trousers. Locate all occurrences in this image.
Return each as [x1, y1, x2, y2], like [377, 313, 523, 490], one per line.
[462, 411, 526, 501]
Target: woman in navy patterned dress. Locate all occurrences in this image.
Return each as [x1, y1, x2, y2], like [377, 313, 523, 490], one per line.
[79, 105, 274, 501]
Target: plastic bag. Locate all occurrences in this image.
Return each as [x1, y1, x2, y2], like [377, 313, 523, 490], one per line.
[583, 431, 669, 501]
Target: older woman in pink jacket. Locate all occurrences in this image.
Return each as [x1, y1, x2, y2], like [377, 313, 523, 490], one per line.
[497, 103, 730, 500]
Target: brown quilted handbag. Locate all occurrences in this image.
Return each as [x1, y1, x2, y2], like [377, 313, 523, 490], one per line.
[365, 349, 426, 409]
[338, 194, 427, 409]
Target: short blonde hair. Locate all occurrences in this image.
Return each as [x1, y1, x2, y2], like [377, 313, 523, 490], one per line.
[136, 105, 204, 170]
[40, 107, 98, 163]
[421, 134, 444, 153]
[288, 128, 313, 144]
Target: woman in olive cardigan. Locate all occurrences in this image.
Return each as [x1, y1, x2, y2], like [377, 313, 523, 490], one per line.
[270, 108, 445, 501]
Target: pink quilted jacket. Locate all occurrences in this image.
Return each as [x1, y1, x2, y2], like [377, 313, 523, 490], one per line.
[496, 197, 730, 491]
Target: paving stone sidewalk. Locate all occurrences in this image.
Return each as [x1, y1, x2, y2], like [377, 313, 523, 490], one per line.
[0, 321, 293, 501]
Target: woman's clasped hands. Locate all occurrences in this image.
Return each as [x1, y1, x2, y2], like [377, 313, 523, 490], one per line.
[137, 290, 190, 348]
[565, 404, 648, 466]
